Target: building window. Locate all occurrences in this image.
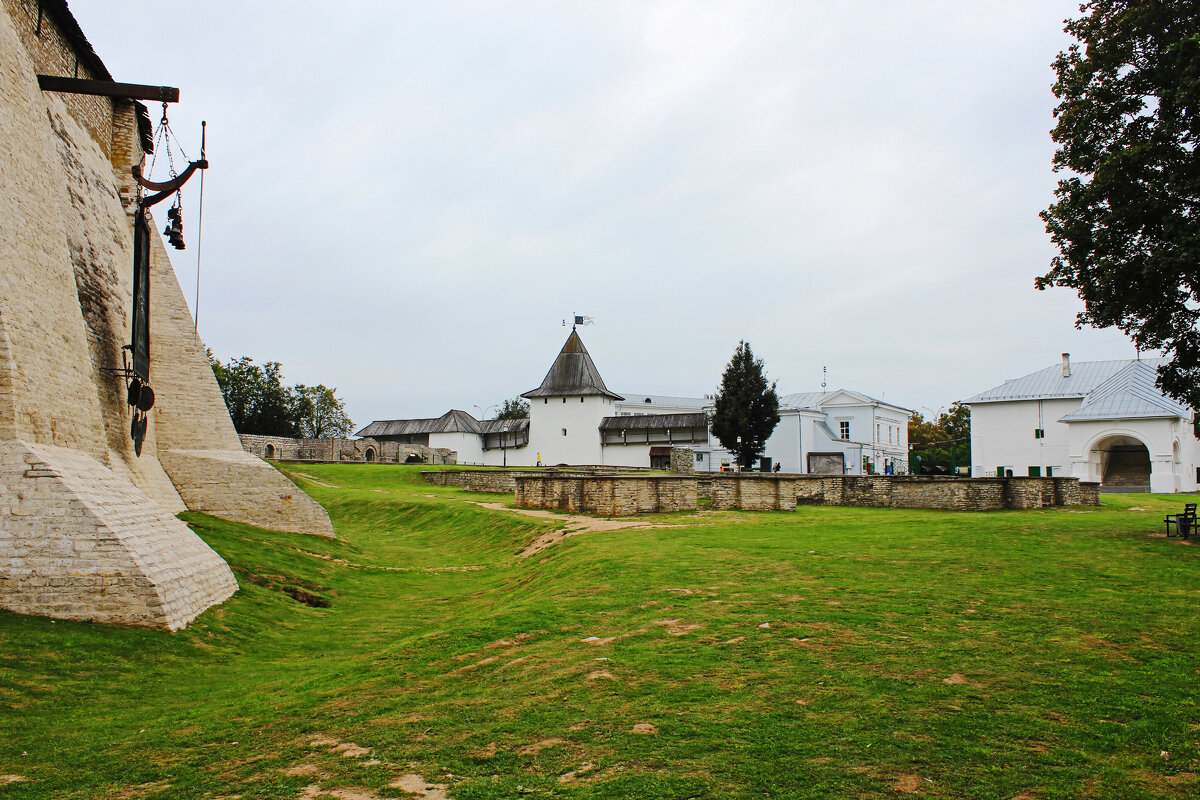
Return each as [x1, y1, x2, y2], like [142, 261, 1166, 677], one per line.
[840, 421, 850, 440]
[562, 428, 567, 436]
[1046, 466, 1054, 477]
[696, 452, 703, 462]
[1028, 466, 1041, 477]
[1034, 428, 1045, 439]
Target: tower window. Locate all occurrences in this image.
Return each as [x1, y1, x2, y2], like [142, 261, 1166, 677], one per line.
[562, 428, 567, 436]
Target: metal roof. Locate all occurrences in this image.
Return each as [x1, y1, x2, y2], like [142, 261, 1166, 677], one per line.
[356, 409, 481, 437]
[962, 358, 1161, 404]
[599, 413, 708, 431]
[521, 329, 623, 400]
[615, 394, 711, 410]
[1060, 360, 1191, 422]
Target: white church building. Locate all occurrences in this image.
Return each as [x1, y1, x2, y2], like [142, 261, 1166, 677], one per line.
[359, 329, 911, 474]
[963, 354, 1199, 493]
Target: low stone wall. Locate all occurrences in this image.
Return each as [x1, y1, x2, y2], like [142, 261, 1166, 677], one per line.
[433, 470, 1100, 514]
[239, 434, 455, 465]
[778, 474, 1098, 510]
[515, 475, 697, 516]
[423, 470, 530, 493]
[709, 475, 797, 511]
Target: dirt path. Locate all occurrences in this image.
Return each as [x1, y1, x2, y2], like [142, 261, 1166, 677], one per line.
[469, 502, 686, 556]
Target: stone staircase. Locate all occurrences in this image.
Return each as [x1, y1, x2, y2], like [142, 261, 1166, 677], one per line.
[1101, 447, 1151, 493]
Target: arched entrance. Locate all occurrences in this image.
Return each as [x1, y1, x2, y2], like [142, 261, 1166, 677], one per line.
[1096, 435, 1151, 492]
[364, 448, 376, 462]
[264, 444, 275, 459]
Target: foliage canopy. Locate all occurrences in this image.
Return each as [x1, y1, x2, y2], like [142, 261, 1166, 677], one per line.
[495, 397, 530, 420]
[907, 402, 971, 475]
[1038, 0, 1200, 408]
[209, 353, 352, 438]
[710, 340, 780, 469]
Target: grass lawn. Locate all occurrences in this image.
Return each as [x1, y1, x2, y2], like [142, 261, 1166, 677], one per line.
[2, 464, 1199, 799]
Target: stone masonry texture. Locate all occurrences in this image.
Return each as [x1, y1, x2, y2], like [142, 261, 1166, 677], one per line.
[0, 3, 332, 627]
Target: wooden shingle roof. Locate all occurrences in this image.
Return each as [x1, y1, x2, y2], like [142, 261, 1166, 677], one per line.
[598, 413, 707, 431]
[355, 409, 481, 437]
[521, 329, 623, 400]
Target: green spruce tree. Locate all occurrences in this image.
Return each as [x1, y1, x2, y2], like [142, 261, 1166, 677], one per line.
[710, 341, 781, 470]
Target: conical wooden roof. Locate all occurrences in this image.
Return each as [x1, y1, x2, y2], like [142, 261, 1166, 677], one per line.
[521, 329, 623, 400]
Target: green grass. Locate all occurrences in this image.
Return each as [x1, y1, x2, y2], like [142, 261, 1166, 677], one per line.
[3, 465, 1199, 799]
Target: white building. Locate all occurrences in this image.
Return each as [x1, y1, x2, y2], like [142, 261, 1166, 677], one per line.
[360, 330, 912, 473]
[963, 354, 1199, 493]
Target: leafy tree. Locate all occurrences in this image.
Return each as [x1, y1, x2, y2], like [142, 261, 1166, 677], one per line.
[210, 355, 301, 437]
[294, 384, 354, 438]
[496, 397, 530, 420]
[907, 403, 971, 475]
[710, 341, 780, 470]
[209, 353, 352, 438]
[1038, 1, 1200, 409]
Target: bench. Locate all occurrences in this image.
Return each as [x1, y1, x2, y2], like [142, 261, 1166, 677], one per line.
[1165, 503, 1197, 538]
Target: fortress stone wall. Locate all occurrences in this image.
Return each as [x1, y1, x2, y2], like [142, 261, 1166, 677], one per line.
[0, 1, 332, 629]
[238, 434, 456, 465]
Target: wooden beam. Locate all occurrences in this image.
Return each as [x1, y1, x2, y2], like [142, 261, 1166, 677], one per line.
[37, 75, 179, 103]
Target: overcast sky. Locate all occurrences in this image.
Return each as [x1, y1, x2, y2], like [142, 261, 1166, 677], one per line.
[71, 1, 1140, 427]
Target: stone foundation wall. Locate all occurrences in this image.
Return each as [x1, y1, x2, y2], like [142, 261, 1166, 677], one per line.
[515, 475, 697, 516]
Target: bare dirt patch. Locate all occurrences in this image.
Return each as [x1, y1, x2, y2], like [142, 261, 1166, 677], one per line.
[109, 781, 171, 799]
[0, 775, 25, 785]
[559, 762, 597, 783]
[518, 738, 567, 756]
[585, 670, 618, 681]
[631, 723, 658, 735]
[388, 774, 449, 799]
[332, 742, 370, 758]
[653, 619, 704, 636]
[450, 656, 499, 675]
[942, 673, 969, 685]
[282, 764, 322, 777]
[894, 773, 923, 793]
[468, 501, 681, 556]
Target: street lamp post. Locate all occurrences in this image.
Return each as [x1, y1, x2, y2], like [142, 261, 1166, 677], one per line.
[474, 404, 499, 467]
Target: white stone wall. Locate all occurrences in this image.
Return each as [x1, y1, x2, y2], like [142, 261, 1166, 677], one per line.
[526, 395, 614, 465]
[0, 2, 334, 629]
[0, 440, 237, 629]
[1066, 417, 1199, 493]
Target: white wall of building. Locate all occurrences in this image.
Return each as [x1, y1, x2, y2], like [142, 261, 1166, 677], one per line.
[969, 399, 1081, 477]
[526, 395, 614, 466]
[1066, 418, 1200, 493]
[431, 432, 485, 466]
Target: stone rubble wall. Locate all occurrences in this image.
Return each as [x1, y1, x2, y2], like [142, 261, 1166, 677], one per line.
[669, 447, 695, 475]
[238, 434, 455, 465]
[509, 473, 1100, 516]
[515, 475, 697, 516]
[0, 440, 237, 629]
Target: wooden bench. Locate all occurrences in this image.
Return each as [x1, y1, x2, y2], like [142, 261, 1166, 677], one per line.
[1165, 503, 1197, 538]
